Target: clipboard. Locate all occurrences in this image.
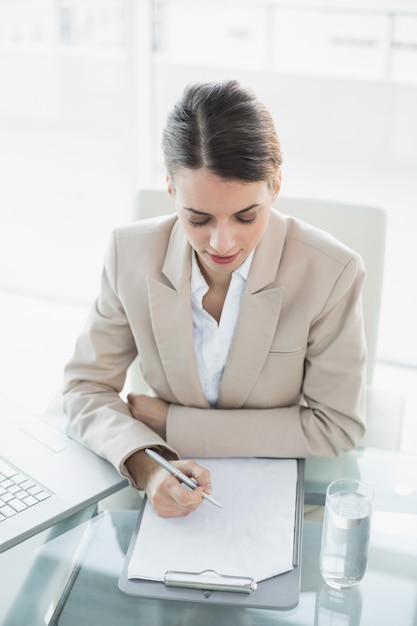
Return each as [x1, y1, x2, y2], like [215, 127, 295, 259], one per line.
[118, 459, 304, 611]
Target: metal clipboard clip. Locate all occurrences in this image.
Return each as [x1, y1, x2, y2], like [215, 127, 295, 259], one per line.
[164, 569, 257, 594]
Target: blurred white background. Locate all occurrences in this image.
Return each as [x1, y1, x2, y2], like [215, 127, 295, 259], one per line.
[0, 0, 416, 451]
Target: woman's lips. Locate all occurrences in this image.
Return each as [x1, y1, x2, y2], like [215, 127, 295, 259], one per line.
[207, 252, 240, 265]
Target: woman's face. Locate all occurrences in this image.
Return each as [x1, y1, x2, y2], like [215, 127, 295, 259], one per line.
[168, 168, 281, 286]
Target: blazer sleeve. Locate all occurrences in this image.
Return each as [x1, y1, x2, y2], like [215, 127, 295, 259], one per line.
[166, 257, 367, 459]
[62, 231, 179, 483]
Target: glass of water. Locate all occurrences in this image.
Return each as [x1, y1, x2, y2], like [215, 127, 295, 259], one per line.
[320, 479, 373, 589]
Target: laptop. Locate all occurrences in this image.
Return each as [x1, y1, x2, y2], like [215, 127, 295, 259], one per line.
[0, 394, 126, 553]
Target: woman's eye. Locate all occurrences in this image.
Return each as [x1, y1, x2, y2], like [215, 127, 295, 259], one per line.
[237, 215, 257, 224]
[187, 217, 211, 227]
[186, 213, 257, 226]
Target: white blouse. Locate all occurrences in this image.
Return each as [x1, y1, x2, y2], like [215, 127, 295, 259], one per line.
[190, 250, 254, 407]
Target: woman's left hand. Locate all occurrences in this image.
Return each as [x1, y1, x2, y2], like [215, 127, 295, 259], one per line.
[127, 393, 169, 439]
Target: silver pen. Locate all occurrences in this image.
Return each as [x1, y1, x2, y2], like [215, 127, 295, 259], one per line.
[145, 448, 222, 508]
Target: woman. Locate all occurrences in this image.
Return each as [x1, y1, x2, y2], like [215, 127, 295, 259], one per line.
[63, 80, 366, 517]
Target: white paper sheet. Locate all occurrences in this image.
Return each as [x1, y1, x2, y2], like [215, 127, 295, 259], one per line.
[127, 458, 298, 583]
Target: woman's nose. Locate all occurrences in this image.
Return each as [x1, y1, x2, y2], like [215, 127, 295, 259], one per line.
[210, 225, 236, 254]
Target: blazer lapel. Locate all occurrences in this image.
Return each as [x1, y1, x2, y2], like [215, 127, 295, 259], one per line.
[148, 210, 287, 409]
[147, 221, 209, 407]
[218, 210, 287, 407]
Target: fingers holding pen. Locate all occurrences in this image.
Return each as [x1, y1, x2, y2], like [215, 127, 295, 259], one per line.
[136, 449, 219, 517]
[154, 476, 204, 517]
[126, 449, 214, 518]
[176, 458, 213, 495]
[148, 465, 207, 518]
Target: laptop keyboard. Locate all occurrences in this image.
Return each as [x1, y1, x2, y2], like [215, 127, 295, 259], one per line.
[0, 456, 52, 522]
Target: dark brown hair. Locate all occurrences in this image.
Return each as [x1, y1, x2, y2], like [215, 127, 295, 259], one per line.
[162, 80, 282, 187]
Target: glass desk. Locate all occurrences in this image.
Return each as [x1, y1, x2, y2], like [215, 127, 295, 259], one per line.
[1, 447, 416, 626]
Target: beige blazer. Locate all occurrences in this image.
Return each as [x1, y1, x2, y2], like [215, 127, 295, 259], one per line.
[63, 209, 366, 481]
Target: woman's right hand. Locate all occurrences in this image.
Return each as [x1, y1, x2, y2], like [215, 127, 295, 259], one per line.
[125, 450, 213, 518]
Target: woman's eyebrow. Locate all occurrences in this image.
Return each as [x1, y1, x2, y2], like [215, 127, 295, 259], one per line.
[235, 204, 260, 215]
[183, 204, 260, 216]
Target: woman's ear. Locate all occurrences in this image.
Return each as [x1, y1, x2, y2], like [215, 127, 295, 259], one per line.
[271, 171, 282, 202]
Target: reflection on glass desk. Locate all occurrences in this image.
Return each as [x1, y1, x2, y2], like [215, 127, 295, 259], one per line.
[0, 448, 416, 626]
[305, 447, 417, 513]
